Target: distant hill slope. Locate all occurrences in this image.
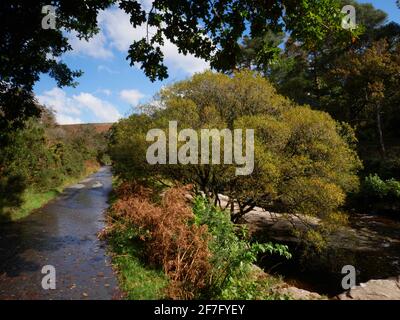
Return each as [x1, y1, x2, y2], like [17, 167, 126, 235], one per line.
[59, 123, 113, 134]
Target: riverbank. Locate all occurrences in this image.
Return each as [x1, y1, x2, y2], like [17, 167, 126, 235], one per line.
[243, 208, 400, 297]
[103, 221, 170, 299]
[1, 161, 100, 222]
[102, 183, 300, 300]
[0, 166, 120, 299]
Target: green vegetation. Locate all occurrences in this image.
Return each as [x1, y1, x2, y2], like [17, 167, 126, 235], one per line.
[104, 182, 291, 300]
[6, 189, 59, 221]
[363, 174, 400, 199]
[1, 0, 399, 301]
[193, 196, 291, 299]
[0, 109, 109, 221]
[2, 165, 99, 221]
[353, 174, 400, 214]
[105, 221, 169, 300]
[109, 71, 361, 248]
[237, 0, 400, 215]
[1, 0, 353, 133]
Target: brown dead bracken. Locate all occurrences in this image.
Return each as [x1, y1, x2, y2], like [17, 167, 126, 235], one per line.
[109, 182, 211, 299]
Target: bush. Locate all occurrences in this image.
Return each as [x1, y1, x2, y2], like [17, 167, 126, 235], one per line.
[193, 196, 291, 299]
[362, 174, 400, 199]
[363, 174, 390, 198]
[98, 152, 112, 166]
[386, 179, 400, 198]
[108, 183, 211, 299]
[103, 220, 169, 299]
[357, 174, 400, 213]
[105, 182, 291, 299]
[0, 109, 108, 217]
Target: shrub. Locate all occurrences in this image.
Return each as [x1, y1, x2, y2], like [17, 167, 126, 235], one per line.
[192, 196, 291, 299]
[0, 109, 108, 217]
[106, 182, 291, 299]
[108, 183, 211, 299]
[386, 179, 400, 198]
[357, 174, 400, 213]
[362, 174, 400, 200]
[363, 174, 390, 198]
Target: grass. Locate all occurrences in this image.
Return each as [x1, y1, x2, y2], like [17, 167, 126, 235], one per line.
[107, 223, 169, 300]
[8, 188, 61, 221]
[3, 164, 100, 221]
[104, 184, 292, 300]
[105, 182, 168, 300]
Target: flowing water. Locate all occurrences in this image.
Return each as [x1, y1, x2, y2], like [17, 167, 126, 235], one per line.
[0, 167, 120, 299]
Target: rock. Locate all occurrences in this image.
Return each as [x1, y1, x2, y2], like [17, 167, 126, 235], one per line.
[278, 286, 324, 300]
[92, 181, 103, 188]
[248, 264, 324, 300]
[337, 277, 400, 300]
[69, 184, 85, 189]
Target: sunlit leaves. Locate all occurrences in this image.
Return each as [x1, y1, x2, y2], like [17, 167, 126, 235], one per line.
[109, 71, 362, 240]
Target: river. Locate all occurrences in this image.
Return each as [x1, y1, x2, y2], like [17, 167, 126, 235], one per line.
[245, 209, 400, 297]
[0, 167, 120, 299]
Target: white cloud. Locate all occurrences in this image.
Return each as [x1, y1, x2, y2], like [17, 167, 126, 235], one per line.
[161, 40, 209, 74]
[57, 114, 83, 125]
[98, 88, 112, 96]
[98, 7, 209, 75]
[64, 5, 209, 75]
[73, 92, 121, 122]
[37, 88, 121, 124]
[119, 89, 145, 106]
[68, 30, 113, 59]
[139, 0, 154, 12]
[99, 9, 136, 52]
[97, 65, 119, 74]
[37, 88, 83, 124]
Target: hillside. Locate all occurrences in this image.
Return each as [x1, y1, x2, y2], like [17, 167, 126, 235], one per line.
[59, 123, 113, 134]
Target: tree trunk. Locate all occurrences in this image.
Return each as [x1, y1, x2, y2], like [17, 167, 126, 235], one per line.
[376, 104, 386, 158]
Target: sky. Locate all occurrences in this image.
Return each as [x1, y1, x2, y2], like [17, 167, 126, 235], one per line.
[33, 0, 400, 125]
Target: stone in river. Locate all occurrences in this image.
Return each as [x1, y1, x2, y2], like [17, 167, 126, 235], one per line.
[337, 276, 400, 300]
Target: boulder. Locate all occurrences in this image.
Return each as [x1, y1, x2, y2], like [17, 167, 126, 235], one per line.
[337, 277, 400, 300]
[278, 286, 324, 300]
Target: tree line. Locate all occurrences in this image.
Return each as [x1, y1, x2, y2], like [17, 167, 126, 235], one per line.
[2, 1, 400, 222]
[0, 108, 109, 220]
[236, 0, 400, 214]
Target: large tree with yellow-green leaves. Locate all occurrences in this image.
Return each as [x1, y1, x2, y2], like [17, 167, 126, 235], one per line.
[109, 71, 362, 246]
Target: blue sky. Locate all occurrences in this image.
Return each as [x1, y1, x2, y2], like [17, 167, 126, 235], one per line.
[34, 0, 400, 124]
[359, 0, 400, 22]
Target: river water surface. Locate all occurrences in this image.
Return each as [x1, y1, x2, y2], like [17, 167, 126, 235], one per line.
[0, 167, 120, 299]
[249, 210, 400, 296]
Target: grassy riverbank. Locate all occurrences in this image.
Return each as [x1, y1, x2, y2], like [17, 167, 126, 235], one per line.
[106, 222, 169, 299]
[1, 163, 100, 222]
[103, 179, 169, 299]
[103, 181, 292, 300]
